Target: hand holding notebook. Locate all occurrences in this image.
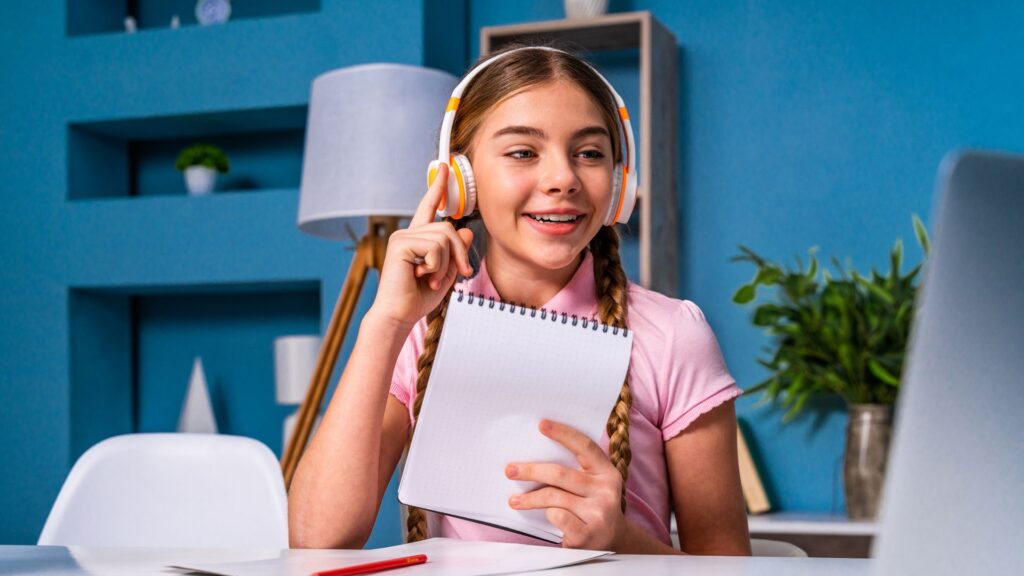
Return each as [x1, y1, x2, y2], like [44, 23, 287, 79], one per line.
[398, 291, 634, 543]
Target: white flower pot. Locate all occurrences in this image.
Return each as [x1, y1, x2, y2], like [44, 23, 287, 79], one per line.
[564, 0, 608, 19]
[184, 165, 218, 195]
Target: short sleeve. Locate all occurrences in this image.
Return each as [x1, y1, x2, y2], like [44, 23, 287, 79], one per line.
[389, 318, 429, 426]
[659, 300, 743, 441]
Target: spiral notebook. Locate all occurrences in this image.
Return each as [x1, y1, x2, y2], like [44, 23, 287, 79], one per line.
[398, 290, 634, 543]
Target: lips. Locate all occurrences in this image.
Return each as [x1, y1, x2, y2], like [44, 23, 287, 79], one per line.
[521, 210, 586, 236]
[525, 213, 581, 223]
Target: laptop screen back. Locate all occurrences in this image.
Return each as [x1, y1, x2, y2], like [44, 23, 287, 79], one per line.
[872, 150, 1024, 575]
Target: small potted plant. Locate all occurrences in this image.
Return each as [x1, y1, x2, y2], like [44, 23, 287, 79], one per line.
[731, 216, 930, 520]
[176, 144, 229, 195]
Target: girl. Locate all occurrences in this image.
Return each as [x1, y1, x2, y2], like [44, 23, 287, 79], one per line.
[289, 46, 751, 555]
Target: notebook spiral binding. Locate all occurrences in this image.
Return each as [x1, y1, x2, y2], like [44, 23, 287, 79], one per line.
[455, 290, 629, 337]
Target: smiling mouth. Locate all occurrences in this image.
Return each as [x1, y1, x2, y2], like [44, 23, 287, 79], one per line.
[525, 213, 582, 223]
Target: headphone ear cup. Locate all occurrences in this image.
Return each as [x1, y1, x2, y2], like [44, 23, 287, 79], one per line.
[449, 154, 477, 219]
[605, 164, 625, 226]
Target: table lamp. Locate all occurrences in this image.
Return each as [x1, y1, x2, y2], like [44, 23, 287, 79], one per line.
[282, 64, 457, 487]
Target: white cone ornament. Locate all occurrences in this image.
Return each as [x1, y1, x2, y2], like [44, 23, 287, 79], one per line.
[177, 356, 218, 434]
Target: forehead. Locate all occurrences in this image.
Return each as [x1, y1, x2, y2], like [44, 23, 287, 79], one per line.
[478, 79, 608, 135]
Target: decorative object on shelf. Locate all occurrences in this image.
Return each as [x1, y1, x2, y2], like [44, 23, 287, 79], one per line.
[731, 216, 931, 520]
[175, 143, 230, 195]
[195, 0, 231, 26]
[170, 15, 181, 29]
[124, 16, 137, 34]
[564, 0, 609, 19]
[274, 335, 322, 449]
[736, 423, 771, 514]
[178, 357, 218, 434]
[280, 64, 457, 488]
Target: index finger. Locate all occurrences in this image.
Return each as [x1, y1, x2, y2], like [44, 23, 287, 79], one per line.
[410, 162, 448, 228]
[539, 420, 608, 471]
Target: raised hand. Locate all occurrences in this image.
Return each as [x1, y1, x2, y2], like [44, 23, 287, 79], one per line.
[505, 420, 628, 551]
[368, 164, 474, 331]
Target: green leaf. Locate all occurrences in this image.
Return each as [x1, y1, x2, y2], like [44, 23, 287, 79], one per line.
[890, 239, 903, 281]
[913, 214, 931, 255]
[753, 305, 786, 327]
[756, 266, 783, 286]
[868, 359, 900, 386]
[806, 255, 819, 280]
[733, 284, 757, 304]
[856, 275, 895, 305]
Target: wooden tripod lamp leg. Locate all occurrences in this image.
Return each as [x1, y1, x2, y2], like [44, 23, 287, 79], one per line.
[281, 236, 373, 488]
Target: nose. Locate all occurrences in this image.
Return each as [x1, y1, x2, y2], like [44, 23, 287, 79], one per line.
[539, 153, 581, 196]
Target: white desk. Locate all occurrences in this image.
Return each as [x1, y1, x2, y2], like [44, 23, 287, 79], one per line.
[1, 545, 872, 575]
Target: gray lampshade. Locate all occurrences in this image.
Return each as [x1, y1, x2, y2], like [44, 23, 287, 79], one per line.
[298, 63, 457, 240]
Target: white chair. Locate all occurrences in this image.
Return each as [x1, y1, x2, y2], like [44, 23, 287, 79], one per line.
[38, 433, 288, 548]
[670, 521, 808, 557]
[750, 537, 808, 557]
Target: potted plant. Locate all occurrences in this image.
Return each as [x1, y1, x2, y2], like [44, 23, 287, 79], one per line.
[731, 216, 930, 520]
[176, 144, 230, 195]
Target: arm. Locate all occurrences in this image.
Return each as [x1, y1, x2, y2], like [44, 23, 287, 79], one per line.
[666, 399, 751, 555]
[289, 165, 474, 549]
[288, 313, 412, 549]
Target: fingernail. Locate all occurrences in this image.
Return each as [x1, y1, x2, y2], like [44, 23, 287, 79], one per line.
[509, 496, 521, 507]
[506, 465, 518, 478]
[539, 420, 552, 433]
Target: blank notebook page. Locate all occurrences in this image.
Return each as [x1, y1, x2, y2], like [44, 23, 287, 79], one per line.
[398, 291, 634, 543]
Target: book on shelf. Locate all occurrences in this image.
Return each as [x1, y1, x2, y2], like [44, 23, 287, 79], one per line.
[736, 423, 771, 514]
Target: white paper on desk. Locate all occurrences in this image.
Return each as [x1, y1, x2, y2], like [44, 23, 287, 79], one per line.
[398, 292, 633, 543]
[169, 537, 612, 576]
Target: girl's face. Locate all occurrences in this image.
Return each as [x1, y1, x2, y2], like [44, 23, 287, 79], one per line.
[468, 79, 615, 275]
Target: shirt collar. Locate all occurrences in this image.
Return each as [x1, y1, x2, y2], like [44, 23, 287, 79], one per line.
[461, 251, 599, 319]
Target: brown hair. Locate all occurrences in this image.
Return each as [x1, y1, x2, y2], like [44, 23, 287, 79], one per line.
[405, 46, 633, 542]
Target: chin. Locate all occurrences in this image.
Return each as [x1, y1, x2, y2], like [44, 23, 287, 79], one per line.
[527, 243, 588, 271]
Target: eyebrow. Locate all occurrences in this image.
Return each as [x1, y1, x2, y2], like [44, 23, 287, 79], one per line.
[491, 125, 611, 141]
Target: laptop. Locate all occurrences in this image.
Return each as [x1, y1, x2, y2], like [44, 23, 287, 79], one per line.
[872, 150, 1024, 575]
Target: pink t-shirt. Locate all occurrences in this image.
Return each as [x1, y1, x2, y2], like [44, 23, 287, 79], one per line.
[389, 252, 742, 546]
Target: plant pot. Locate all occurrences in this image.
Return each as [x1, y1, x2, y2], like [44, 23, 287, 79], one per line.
[184, 165, 218, 195]
[564, 0, 608, 19]
[843, 404, 893, 520]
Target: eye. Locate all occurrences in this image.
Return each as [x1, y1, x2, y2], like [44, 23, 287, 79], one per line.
[577, 149, 606, 160]
[506, 149, 536, 160]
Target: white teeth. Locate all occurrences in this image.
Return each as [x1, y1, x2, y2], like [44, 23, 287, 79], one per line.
[529, 214, 579, 223]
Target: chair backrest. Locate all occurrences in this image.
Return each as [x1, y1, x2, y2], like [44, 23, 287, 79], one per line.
[750, 538, 808, 557]
[38, 433, 288, 548]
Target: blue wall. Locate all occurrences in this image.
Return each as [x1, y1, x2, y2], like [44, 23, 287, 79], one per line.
[0, 0, 462, 546]
[3, 0, 1023, 546]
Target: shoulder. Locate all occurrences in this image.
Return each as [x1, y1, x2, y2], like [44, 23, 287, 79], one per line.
[626, 282, 713, 340]
[624, 282, 732, 391]
[624, 283, 740, 436]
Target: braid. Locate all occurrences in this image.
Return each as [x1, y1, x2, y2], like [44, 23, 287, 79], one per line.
[590, 226, 633, 512]
[405, 218, 473, 542]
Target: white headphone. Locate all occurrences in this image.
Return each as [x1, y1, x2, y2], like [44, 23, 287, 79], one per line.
[428, 47, 639, 226]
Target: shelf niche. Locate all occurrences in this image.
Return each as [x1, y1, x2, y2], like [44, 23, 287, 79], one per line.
[67, 0, 322, 37]
[68, 105, 306, 200]
[69, 281, 321, 463]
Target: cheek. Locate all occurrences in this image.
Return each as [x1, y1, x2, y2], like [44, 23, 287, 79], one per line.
[476, 168, 534, 214]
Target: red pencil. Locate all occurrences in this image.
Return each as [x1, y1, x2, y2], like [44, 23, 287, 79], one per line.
[311, 554, 428, 576]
